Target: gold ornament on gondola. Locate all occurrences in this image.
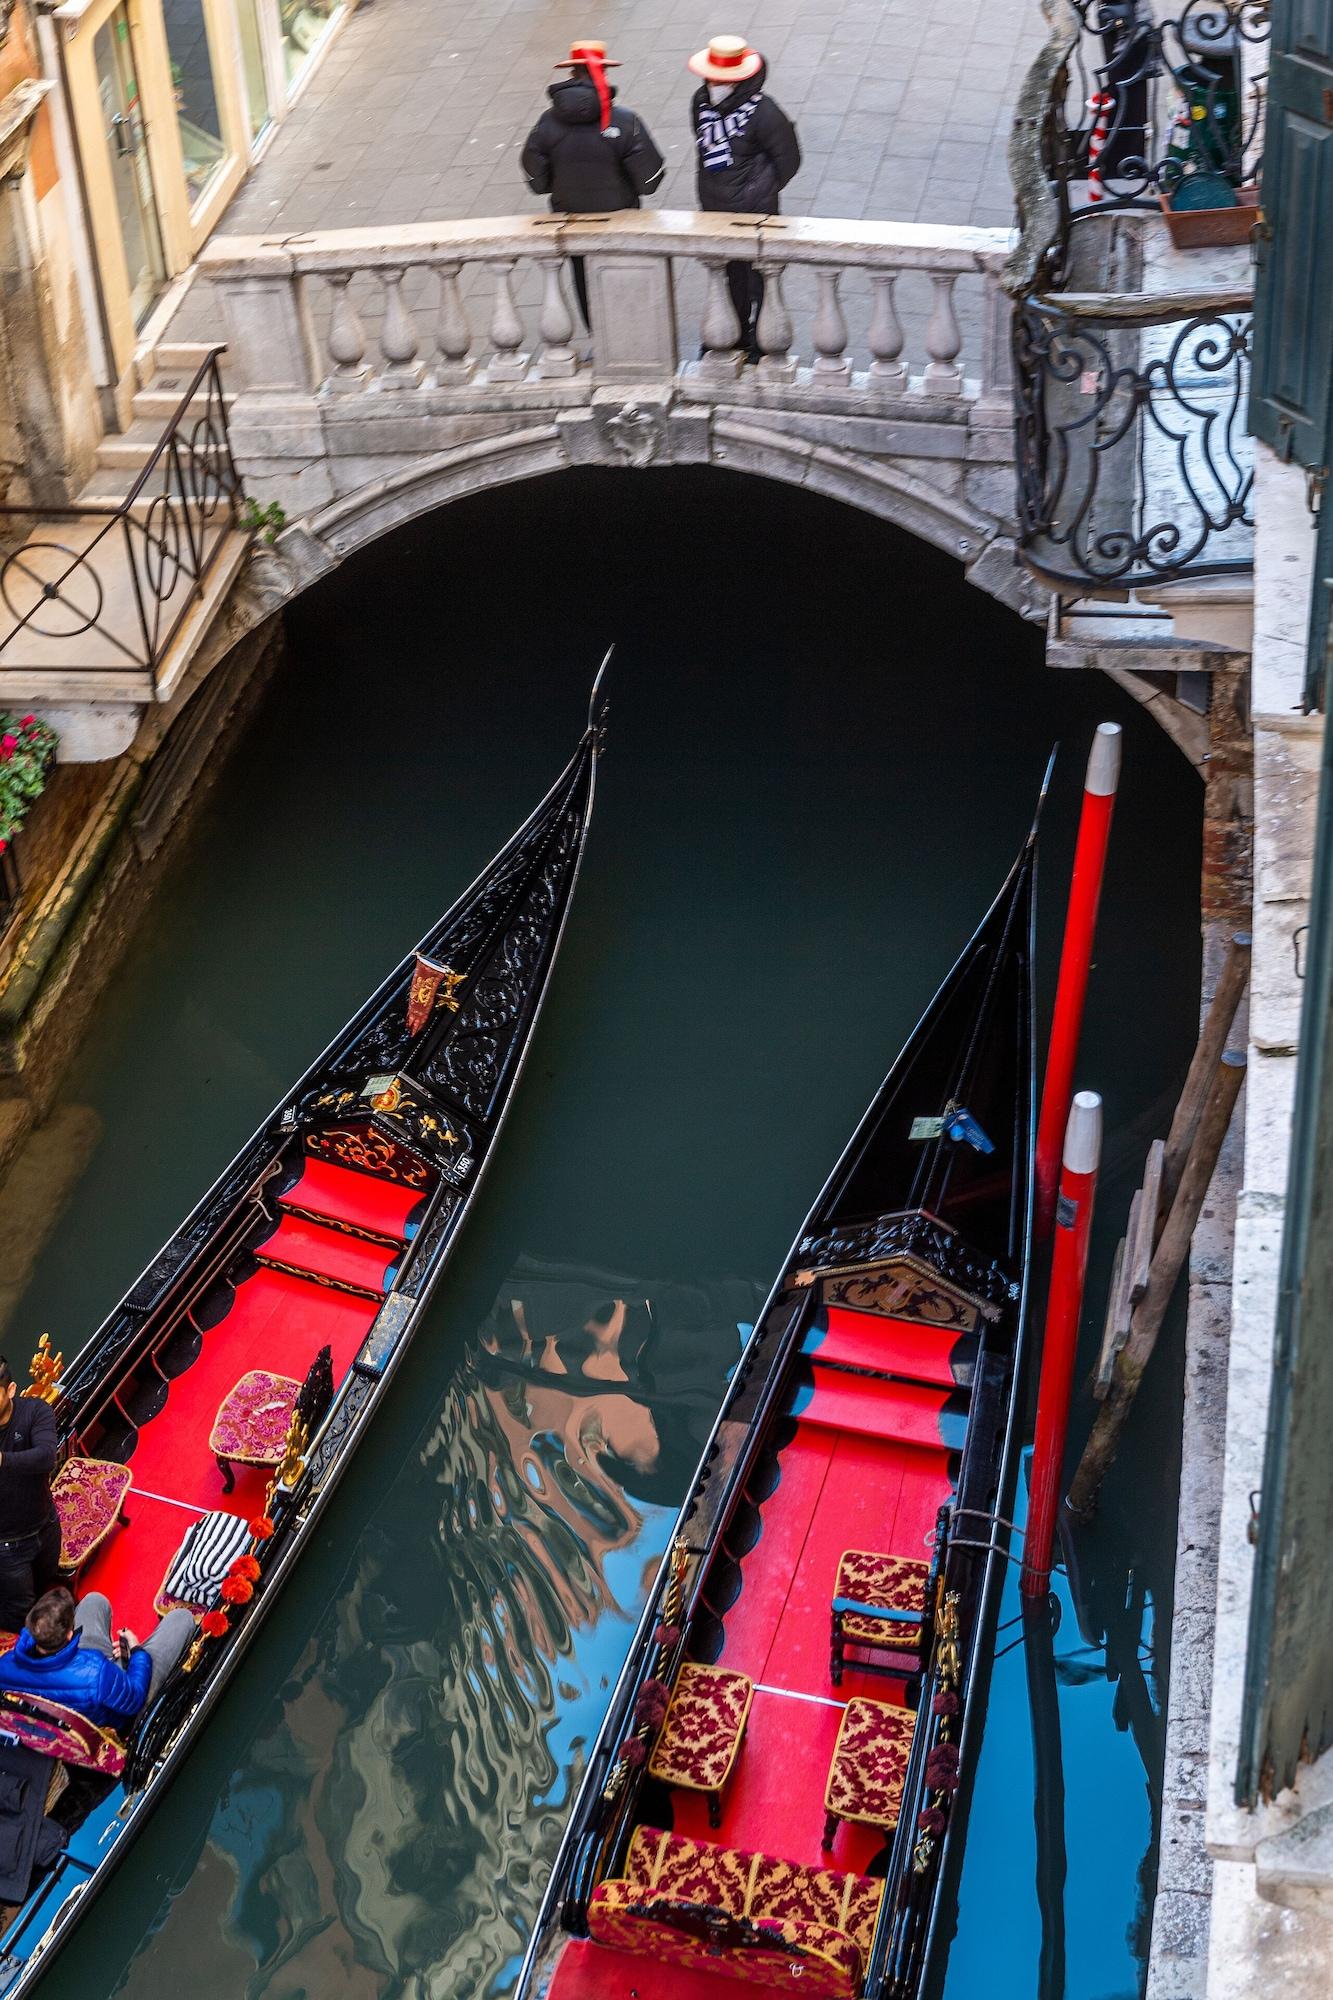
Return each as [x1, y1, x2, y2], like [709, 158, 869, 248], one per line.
[23, 1333, 63, 1405]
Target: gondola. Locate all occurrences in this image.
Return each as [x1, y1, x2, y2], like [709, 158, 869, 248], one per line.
[0, 657, 612, 1996]
[518, 791, 1040, 2000]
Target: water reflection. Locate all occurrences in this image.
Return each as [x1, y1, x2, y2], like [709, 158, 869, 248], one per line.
[111, 1265, 756, 1999]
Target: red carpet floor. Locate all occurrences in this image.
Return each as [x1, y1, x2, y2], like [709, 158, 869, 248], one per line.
[77, 1160, 399, 1634]
[549, 1318, 960, 1998]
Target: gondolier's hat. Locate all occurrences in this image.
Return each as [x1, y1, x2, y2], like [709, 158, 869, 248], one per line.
[554, 40, 621, 133]
[688, 35, 764, 83]
[554, 39, 622, 69]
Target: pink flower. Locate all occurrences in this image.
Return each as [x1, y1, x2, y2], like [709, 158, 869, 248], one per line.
[19, 715, 35, 729]
[0, 735, 16, 761]
[0, 840, 6, 855]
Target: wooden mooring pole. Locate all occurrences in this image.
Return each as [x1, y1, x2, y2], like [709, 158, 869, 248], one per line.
[1067, 1050, 1246, 1516]
[1160, 931, 1251, 1209]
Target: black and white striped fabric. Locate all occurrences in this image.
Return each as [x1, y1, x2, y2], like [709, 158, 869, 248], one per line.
[696, 94, 762, 171]
[164, 1510, 252, 1608]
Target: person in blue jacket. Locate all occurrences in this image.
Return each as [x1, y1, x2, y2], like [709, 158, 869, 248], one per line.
[0, 1587, 194, 1729]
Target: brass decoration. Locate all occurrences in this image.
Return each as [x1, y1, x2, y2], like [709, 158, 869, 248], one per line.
[23, 1334, 64, 1405]
[262, 1410, 310, 1516]
[371, 1078, 403, 1115]
[913, 1588, 963, 1874]
[180, 1635, 206, 1675]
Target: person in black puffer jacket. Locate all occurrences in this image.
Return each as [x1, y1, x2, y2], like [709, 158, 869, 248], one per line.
[521, 42, 665, 329]
[688, 36, 801, 360]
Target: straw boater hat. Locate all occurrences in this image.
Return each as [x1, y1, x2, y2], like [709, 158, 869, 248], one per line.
[688, 35, 764, 84]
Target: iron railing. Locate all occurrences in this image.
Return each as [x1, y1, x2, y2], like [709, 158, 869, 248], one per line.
[0, 351, 244, 690]
[1014, 285, 1254, 588]
[1008, 1, 1263, 593]
[1058, 0, 1270, 223]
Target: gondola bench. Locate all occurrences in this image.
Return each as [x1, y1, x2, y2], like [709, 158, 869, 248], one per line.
[588, 1826, 883, 1998]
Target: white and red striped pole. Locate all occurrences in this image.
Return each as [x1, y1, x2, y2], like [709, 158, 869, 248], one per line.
[1086, 92, 1112, 203]
[1022, 1091, 1102, 1599]
[1035, 722, 1121, 1239]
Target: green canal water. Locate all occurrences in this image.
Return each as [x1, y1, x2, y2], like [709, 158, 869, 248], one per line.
[12, 471, 1199, 2000]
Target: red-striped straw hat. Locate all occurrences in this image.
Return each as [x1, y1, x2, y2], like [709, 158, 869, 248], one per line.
[688, 35, 764, 84]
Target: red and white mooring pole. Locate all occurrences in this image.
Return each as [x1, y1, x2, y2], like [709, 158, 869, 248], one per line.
[1086, 92, 1113, 203]
[1022, 1091, 1103, 1599]
[1034, 722, 1121, 1240]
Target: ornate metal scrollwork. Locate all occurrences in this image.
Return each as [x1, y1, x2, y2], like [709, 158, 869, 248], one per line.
[1014, 299, 1254, 589]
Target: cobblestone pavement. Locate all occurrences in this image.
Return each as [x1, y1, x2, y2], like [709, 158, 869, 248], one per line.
[221, 0, 1043, 240]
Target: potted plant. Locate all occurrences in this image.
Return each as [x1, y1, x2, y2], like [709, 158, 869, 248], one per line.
[1158, 164, 1259, 249]
[0, 713, 58, 858]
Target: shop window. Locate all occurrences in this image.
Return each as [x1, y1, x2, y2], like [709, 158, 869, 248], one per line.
[163, 0, 227, 205]
[236, 0, 273, 143]
[279, 0, 344, 91]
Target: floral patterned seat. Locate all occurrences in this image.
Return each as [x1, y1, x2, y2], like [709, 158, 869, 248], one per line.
[588, 1826, 883, 1999]
[830, 1549, 931, 1685]
[822, 1696, 916, 1848]
[52, 1456, 133, 1572]
[209, 1370, 301, 1494]
[0, 1690, 127, 1776]
[647, 1662, 754, 1827]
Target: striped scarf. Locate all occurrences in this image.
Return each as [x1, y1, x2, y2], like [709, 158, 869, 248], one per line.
[696, 93, 762, 171]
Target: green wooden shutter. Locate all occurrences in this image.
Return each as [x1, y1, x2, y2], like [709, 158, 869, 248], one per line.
[1250, 0, 1333, 465]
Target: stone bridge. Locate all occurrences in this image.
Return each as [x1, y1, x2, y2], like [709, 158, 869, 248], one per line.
[202, 209, 1033, 622]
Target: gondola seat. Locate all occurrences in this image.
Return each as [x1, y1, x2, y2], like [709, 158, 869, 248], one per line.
[830, 1549, 930, 1684]
[647, 1663, 754, 1827]
[822, 1697, 915, 1847]
[0, 1691, 126, 1776]
[52, 1456, 132, 1573]
[588, 1826, 882, 1998]
[209, 1370, 301, 1494]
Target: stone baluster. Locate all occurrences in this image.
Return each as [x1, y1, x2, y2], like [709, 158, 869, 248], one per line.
[811, 269, 851, 384]
[537, 256, 579, 380]
[378, 268, 424, 387]
[325, 272, 369, 392]
[486, 260, 529, 382]
[434, 261, 474, 384]
[867, 271, 908, 387]
[699, 258, 744, 381]
[755, 262, 796, 383]
[923, 272, 964, 395]
[976, 269, 1014, 415]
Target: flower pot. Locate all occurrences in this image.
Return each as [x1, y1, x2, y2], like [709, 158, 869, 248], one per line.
[1157, 185, 1259, 250]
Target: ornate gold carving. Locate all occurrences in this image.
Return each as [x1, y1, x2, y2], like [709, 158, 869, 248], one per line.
[181, 1636, 206, 1675]
[23, 1334, 64, 1405]
[263, 1411, 309, 1514]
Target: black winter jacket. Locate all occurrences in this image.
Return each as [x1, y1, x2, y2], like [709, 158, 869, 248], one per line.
[522, 80, 665, 214]
[690, 63, 801, 214]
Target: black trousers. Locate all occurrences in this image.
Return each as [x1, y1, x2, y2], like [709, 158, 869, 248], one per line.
[571, 255, 590, 332]
[0, 1514, 62, 1633]
[726, 261, 765, 353]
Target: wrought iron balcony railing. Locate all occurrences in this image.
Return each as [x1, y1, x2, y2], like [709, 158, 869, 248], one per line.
[0, 351, 244, 692]
[1006, 0, 1264, 595]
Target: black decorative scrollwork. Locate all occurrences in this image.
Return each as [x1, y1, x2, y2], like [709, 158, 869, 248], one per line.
[1014, 300, 1253, 589]
[795, 1210, 1016, 1309]
[1058, 0, 1269, 215]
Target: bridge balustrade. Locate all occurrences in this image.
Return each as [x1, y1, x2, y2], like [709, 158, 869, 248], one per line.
[199, 213, 1016, 409]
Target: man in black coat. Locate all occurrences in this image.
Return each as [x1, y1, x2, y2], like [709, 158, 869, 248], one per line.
[0, 1360, 61, 1633]
[521, 41, 665, 329]
[688, 36, 801, 360]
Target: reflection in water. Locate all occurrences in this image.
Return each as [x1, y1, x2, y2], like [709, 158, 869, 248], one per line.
[113, 1266, 757, 2000]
